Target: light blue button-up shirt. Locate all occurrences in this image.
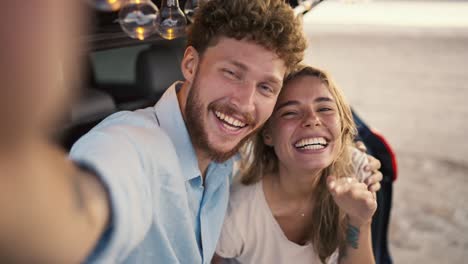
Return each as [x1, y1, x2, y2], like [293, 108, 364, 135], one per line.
[70, 82, 233, 263]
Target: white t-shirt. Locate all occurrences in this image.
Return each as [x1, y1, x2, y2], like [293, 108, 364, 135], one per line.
[216, 148, 371, 264]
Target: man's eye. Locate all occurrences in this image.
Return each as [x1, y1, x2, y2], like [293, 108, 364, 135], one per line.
[222, 69, 237, 79]
[259, 84, 273, 94]
[281, 111, 297, 117]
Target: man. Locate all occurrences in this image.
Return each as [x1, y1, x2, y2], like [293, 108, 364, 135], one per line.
[0, 0, 382, 263]
[71, 1, 307, 262]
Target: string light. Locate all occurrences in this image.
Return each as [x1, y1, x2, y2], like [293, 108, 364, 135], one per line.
[158, 0, 187, 40]
[119, 0, 159, 40]
[89, 0, 125, 12]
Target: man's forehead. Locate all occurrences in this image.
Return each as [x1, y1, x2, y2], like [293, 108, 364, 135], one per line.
[203, 37, 287, 77]
[225, 59, 284, 83]
[207, 37, 283, 63]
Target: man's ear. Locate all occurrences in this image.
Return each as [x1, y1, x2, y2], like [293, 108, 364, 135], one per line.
[263, 128, 274, 147]
[181, 46, 199, 83]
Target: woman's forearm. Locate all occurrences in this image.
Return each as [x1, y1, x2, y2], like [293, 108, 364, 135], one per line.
[338, 219, 375, 264]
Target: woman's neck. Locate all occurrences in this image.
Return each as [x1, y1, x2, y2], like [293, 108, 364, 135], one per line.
[273, 164, 323, 201]
[262, 165, 325, 245]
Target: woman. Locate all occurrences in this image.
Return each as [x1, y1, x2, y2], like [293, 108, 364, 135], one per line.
[215, 66, 379, 263]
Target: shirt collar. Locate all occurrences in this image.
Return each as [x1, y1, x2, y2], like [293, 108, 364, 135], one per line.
[154, 81, 201, 181]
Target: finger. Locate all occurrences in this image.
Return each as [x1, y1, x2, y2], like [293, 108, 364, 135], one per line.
[327, 175, 337, 184]
[327, 175, 337, 191]
[333, 177, 361, 196]
[336, 177, 355, 188]
[356, 188, 377, 202]
[334, 183, 352, 196]
[355, 141, 367, 153]
[351, 182, 370, 194]
[364, 198, 378, 213]
[366, 194, 378, 210]
[364, 154, 381, 172]
[364, 171, 383, 186]
[347, 185, 372, 203]
[329, 177, 350, 195]
[368, 182, 381, 193]
[344, 177, 353, 185]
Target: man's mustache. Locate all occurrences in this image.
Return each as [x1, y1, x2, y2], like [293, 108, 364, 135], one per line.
[209, 102, 256, 127]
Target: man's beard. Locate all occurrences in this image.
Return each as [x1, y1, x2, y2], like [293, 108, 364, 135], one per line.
[185, 74, 260, 163]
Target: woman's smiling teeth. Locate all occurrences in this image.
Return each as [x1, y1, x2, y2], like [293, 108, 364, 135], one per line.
[214, 111, 247, 130]
[294, 137, 328, 150]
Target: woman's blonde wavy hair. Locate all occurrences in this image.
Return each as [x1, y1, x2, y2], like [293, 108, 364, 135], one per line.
[239, 65, 358, 263]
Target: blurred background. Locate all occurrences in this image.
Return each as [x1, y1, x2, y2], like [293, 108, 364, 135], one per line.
[302, 0, 468, 263]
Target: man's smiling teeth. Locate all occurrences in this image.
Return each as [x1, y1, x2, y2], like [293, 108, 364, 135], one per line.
[214, 111, 247, 128]
[295, 137, 328, 150]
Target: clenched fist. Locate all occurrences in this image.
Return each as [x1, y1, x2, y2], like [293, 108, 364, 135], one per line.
[326, 175, 377, 227]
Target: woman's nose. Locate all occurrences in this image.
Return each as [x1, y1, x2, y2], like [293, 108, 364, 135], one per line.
[302, 111, 321, 127]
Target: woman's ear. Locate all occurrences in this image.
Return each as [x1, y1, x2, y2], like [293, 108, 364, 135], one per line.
[262, 128, 274, 147]
[181, 46, 199, 83]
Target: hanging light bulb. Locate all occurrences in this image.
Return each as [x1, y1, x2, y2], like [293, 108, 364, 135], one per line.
[183, 0, 199, 23]
[184, 0, 210, 22]
[158, 0, 187, 40]
[89, 0, 125, 12]
[119, 0, 159, 40]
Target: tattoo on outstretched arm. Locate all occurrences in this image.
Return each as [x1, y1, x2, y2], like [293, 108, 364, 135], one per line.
[346, 223, 360, 249]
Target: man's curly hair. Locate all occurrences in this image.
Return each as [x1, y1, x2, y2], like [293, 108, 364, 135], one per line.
[187, 0, 307, 73]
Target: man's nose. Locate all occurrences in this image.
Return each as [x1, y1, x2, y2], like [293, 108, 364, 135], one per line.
[232, 81, 256, 113]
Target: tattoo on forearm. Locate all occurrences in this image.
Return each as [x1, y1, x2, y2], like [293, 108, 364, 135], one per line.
[346, 223, 360, 249]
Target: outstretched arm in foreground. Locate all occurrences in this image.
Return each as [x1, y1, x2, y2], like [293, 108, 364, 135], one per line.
[0, 142, 110, 263]
[0, 1, 109, 262]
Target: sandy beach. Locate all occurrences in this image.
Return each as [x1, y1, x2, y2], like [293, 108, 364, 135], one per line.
[302, 1, 468, 263]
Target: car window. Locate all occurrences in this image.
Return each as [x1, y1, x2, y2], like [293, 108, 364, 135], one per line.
[90, 44, 150, 85]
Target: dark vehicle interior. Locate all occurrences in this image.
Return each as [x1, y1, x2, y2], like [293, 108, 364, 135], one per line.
[59, 37, 186, 149]
[57, 1, 397, 263]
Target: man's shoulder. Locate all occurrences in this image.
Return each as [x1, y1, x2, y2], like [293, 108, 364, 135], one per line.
[223, 181, 262, 240]
[228, 181, 260, 209]
[71, 107, 175, 157]
[91, 108, 170, 139]
[95, 107, 160, 131]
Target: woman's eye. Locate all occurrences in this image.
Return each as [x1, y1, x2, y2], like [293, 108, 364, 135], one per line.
[281, 111, 297, 117]
[318, 107, 333, 112]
